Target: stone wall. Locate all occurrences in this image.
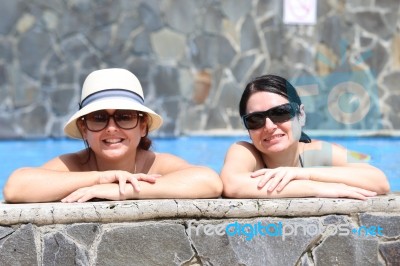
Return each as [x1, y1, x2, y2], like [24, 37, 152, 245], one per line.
[0, 0, 400, 138]
[1, 195, 400, 265]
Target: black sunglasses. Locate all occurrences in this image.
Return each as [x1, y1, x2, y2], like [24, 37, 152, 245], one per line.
[242, 103, 300, 130]
[81, 110, 143, 132]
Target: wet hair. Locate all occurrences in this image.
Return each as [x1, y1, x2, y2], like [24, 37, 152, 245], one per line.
[239, 74, 311, 143]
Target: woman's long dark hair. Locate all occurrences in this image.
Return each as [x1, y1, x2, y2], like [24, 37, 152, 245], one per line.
[240, 74, 311, 143]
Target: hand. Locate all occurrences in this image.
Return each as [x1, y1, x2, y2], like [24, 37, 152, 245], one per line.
[251, 167, 310, 192]
[314, 182, 377, 200]
[98, 170, 160, 195]
[61, 184, 122, 203]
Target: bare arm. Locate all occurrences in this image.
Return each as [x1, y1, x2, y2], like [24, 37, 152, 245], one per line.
[253, 141, 390, 195]
[3, 153, 157, 203]
[61, 153, 223, 202]
[305, 141, 390, 194]
[220, 142, 376, 199]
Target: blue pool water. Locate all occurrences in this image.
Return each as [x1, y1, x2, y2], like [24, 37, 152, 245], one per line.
[0, 136, 399, 199]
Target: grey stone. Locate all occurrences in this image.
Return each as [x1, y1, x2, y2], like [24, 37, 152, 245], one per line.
[118, 12, 142, 39]
[0, 39, 13, 62]
[217, 81, 242, 111]
[354, 11, 392, 39]
[387, 95, 400, 113]
[256, 0, 278, 18]
[43, 232, 89, 266]
[153, 65, 180, 97]
[18, 28, 52, 79]
[0, 226, 14, 239]
[241, 15, 261, 52]
[221, 0, 252, 21]
[11, 76, 40, 108]
[165, 0, 199, 34]
[150, 28, 186, 60]
[189, 218, 319, 266]
[205, 107, 229, 130]
[127, 58, 152, 83]
[375, 0, 400, 11]
[138, 2, 163, 32]
[50, 87, 75, 116]
[359, 213, 400, 238]
[264, 29, 285, 61]
[363, 42, 388, 75]
[132, 30, 152, 55]
[318, 15, 348, 59]
[383, 72, 400, 93]
[191, 35, 236, 68]
[0, 115, 20, 138]
[379, 241, 400, 265]
[66, 223, 100, 248]
[60, 35, 92, 62]
[0, 0, 21, 35]
[96, 223, 194, 266]
[232, 54, 256, 83]
[0, 224, 38, 266]
[313, 232, 379, 265]
[202, 5, 224, 34]
[18, 105, 49, 137]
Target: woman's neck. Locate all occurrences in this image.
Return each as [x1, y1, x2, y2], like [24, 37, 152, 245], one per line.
[261, 143, 303, 168]
[92, 150, 138, 173]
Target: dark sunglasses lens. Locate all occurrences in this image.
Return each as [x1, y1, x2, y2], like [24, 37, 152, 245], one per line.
[244, 113, 266, 130]
[269, 104, 295, 123]
[114, 110, 139, 129]
[85, 111, 109, 131]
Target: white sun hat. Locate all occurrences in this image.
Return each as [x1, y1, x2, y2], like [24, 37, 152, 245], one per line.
[64, 68, 163, 139]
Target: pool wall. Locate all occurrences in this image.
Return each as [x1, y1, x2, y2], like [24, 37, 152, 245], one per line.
[1, 196, 400, 265]
[0, 1, 400, 138]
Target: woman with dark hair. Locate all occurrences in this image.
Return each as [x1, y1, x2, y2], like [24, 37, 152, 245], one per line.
[221, 74, 389, 199]
[4, 68, 222, 203]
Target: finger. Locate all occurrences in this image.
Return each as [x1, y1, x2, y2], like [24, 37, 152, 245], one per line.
[349, 187, 377, 197]
[77, 193, 95, 203]
[257, 171, 275, 188]
[129, 178, 141, 192]
[342, 191, 368, 200]
[251, 169, 268, 178]
[275, 172, 296, 192]
[114, 173, 128, 194]
[268, 171, 287, 192]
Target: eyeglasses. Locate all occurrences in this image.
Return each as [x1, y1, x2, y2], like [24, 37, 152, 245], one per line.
[242, 103, 299, 130]
[81, 110, 143, 132]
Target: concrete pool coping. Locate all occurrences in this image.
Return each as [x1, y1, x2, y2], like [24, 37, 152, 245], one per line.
[1, 193, 399, 226]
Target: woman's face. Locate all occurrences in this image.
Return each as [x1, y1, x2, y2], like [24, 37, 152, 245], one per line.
[245, 91, 305, 154]
[78, 109, 147, 160]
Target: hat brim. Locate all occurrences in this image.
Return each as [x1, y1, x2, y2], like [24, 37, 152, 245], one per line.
[63, 97, 163, 139]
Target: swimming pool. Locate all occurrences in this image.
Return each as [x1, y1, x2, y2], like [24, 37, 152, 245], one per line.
[1, 136, 399, 200]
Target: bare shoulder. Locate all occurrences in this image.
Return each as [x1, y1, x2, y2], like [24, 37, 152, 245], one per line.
[149, 151, 192, 174]
[224, 141, 263, 171]
[42, 150, 89, 171]
[229, 141, 258, 155]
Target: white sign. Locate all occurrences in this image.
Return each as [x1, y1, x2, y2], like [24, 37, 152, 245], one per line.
[283, 0, 317, 25]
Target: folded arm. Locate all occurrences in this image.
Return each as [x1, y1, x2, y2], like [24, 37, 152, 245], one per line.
[220, 142, 379, 200]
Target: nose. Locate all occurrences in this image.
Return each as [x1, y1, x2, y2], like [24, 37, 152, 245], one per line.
[106, 116, 119, 131]
[264, 117, 277, 131]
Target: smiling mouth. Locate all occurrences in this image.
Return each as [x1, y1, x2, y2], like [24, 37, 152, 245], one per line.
[103, 138, 124, 144]
[264, 134, 285, 141]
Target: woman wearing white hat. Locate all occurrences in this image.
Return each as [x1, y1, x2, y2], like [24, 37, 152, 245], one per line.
[4, 68, 223, 203]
